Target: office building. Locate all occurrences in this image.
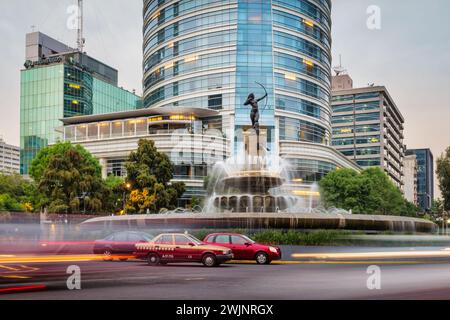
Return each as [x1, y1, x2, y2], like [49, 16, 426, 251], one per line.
[141, 0, 359, 198]
[20, 32, 141, 175]
[0, 137, 20, 174]
[61, 107, 228, 206]
[332, 78, 405, 190]
[403, 154, 418, 205]
[406, 149, 434, 211]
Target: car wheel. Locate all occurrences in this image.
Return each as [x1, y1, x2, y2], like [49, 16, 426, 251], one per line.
[103, 249, 113, 261]
[256, 252, 269, 265]
[202, 254, 217, 267]
[147, 253, 160, 266]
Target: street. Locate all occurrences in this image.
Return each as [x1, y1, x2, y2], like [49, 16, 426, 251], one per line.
[3, 247, 450, 300]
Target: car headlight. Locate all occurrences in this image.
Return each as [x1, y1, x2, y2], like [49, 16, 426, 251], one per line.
[223, 250, 230, 255]
[269, 247, 278, 254]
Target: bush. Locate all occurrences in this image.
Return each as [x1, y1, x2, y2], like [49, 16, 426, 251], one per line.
[0, 194, 24, 212]
[251, 230, 350, 246]
[191, 229, 351, 246]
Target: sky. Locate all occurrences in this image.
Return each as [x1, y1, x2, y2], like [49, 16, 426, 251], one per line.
[0, 0, 448, 197]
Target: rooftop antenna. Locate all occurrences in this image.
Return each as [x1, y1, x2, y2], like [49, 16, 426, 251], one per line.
[333, 54, 347, 76]
[77, 0, 85, 53]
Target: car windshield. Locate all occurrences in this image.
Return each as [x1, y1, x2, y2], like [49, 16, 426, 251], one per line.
[186, 235, 203, 245]
[241, 235, 255, 244]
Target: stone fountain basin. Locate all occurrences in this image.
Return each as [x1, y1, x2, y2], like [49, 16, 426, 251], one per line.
[81, 213, 437, 233]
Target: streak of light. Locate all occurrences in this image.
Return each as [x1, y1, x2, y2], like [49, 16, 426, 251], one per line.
[0, 265, 20, 271]
[291, 251, 450, 260]
[0, 284, 46, 294]
[1, 275, 31, 279]
[0, 254, 133, 265]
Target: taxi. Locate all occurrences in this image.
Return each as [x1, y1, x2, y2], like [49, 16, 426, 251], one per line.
[134, 233, 234, 267]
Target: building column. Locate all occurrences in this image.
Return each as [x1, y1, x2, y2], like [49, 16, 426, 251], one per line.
[99, 158, 108, 179]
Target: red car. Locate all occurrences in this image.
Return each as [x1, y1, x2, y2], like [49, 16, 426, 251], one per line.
[134, 233, 234, 267]
[203, 233, 282, 264]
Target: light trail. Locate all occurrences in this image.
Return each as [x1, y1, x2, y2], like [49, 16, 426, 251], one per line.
[0, 254, 132, 265]
[291, 250, 450, 260]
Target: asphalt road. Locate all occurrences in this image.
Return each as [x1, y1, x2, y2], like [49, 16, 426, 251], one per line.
[3, 249, 450, 300]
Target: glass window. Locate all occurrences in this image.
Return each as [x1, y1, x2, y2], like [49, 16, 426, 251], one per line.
[231, 236, 247, 245]
[155, 235, 173, 245]
[174, 235, 191, 245]
[214, 235, 230, 244]
[124, 120, 136, 136]
[114, 233, 128, 242]
[111, 121, 123, 137]
[99, 122, 111, 139]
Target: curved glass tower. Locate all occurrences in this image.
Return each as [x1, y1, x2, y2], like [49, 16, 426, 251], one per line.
[143, 0, 359, 190]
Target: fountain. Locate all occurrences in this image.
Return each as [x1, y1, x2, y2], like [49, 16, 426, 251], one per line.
[203, 128, 319, 214]
[80, 127, 436, 234]
[80, 87, 437, 234]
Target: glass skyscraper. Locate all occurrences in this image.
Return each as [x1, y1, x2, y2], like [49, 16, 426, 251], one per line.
[20, 32, 141, 175]
[406, 149, 434, 212]
[142, 0, 359, 190]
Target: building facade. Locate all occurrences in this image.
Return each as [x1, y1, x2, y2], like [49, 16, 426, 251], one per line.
[406, 149, 434, 212]
[20, 32, 141, 175]
[331, 85, 405, 190]
[142, 0, 359, 196]
[403, 154, 418, 205]
[0, 138, 20, 175]
[61, 107, 228, 206]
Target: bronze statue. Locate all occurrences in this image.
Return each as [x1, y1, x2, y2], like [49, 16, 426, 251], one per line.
[244, 83, 268, 135]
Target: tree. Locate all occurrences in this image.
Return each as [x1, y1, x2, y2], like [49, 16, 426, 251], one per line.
[320, 167, 419, 216]
[34, 143, 107, 214]
[437, 147, 450, 212]
[125, 139, 185, 214]
[104, 175, 127, 213]
[30, 142, 101, 183]
[0, 174, 43, 212]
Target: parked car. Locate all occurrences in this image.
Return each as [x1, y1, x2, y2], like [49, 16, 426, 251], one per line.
[134, 233, 234, 267]
[93, 231, 153, 261]
[203, 233, 282, 264]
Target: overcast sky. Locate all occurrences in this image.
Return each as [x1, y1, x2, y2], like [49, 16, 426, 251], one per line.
[0, 0, 449, 196]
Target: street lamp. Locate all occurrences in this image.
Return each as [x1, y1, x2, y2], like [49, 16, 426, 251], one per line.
[123, 183, 132, 215]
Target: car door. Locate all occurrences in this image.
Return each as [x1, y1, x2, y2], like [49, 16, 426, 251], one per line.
[127, 233, 144, 254]
[113, 232, 130, 253]
[174, 235, 194, 261]
[154, 235, 176, 261]
[230, 235, 253, 260]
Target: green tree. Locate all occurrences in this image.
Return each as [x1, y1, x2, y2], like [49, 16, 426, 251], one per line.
[34, 143, 107, 214]
[0, 174, 43, 212]
[437, 147, 450, 211]
[104, 175, 127, 213]
[125, 139, 185, 214]
[30, 142, 101, 183]
[320, 167, 419, 216]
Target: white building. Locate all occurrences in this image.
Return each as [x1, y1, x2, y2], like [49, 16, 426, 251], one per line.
[403, 154, 418, 205]
[0, 137, 20, 174]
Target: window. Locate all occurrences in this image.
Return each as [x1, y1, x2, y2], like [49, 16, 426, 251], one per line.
[155, 235, 173, 245]
[174, 235, 191, 245]
[208, 94, 223, 110]
[231, 236, 247, 245]
[114, 233, 128, 242]
[214, 235, 230, 244]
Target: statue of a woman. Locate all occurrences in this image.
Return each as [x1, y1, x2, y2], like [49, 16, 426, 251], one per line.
[244, 90, 267, 135]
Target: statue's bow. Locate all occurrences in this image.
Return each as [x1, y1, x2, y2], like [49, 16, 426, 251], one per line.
[255, 81, 268, 113]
